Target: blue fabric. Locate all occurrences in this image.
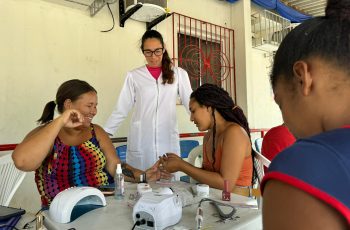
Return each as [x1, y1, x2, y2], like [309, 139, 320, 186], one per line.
[250, 0, 312, 23]
[252, 0, 275, 9]
[226, 0, 311, 22]
[276, 1, 312, 23]
[268, 128, 350, 210]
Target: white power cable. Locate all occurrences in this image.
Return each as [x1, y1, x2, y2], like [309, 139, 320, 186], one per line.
[195, 207, 203, 230]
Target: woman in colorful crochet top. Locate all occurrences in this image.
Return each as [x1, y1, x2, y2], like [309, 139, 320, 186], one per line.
[12, 79, 167, 207]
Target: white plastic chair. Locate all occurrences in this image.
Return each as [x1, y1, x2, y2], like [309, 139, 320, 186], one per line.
[186, 145, 203, 184]
[0, 154, 26, 206]
[253, 150, 271, 209]
[187, 144, 203, 168]
[254, 150, 271, 183]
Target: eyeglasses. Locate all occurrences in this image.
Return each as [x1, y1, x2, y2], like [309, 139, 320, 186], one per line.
[142, 48, 164, 57]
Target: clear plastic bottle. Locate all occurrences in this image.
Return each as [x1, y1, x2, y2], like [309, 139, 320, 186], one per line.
[114, 163, 125, 200]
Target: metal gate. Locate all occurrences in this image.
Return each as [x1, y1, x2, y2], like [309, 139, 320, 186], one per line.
[171, 12, 236, 101]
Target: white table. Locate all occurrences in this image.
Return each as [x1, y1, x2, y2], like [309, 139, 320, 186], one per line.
[42, 182, 262, 230]
[15, 213, 36, 229]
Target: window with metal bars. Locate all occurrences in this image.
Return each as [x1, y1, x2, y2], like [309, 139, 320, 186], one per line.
[171, 13, 236, 101]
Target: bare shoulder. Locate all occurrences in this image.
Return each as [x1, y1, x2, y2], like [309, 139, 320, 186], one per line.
[263, 180, 348, 230]
[224, 123, 249, 140]
[93, 124, 109, 138]
[24, 125, 46, 139]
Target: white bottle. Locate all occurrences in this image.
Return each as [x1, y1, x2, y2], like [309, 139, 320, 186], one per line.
[114, 164, 124, 200]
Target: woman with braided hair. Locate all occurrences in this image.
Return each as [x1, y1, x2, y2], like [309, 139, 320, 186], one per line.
[161, 83, 257, 195]
[261, 0, 350, 228]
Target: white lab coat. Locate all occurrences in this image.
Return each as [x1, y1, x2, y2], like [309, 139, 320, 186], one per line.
[104, 66, 192, 170]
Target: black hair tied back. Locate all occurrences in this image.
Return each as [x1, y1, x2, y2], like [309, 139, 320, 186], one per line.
[326, 0, 350, 21]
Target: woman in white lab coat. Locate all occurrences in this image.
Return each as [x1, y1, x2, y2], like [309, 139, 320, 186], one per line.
[104, 30, 192, 171]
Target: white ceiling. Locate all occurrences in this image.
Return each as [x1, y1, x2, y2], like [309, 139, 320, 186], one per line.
[281, 0, 327, 17]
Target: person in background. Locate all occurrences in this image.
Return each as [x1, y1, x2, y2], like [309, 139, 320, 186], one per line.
[104, 30, 192, 171]
[161, 84, 258, 196]
[262, 0, 350, 228]
[261, 124, 295, 162]
[12, 79, 168, 207]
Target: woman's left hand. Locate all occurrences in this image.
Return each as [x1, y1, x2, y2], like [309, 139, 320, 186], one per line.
[145, 161, 171, 181]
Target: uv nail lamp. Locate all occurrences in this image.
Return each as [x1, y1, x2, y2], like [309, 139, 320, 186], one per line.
[132, 193, 182, 229]
[49, 186, 106, 223]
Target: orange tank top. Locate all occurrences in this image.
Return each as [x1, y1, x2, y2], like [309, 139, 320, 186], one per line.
[202, 144, 253, 186]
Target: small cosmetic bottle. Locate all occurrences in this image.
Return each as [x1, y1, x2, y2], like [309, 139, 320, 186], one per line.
[114, 164, 125, 200]
[222, 179, 231, 201]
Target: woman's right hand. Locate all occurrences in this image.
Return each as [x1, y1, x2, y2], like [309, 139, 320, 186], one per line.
[160, 153, 184, 173]
[59, 109, 84, 128]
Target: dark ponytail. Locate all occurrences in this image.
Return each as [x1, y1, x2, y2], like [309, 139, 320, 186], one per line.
[141, 30, 174, 84]
[325, 0, 350, 21]
[270, 0, 350, 89]
[161, 49, 174, 84]
[37, 101, 56, 124]
[37, 79, 96, 125]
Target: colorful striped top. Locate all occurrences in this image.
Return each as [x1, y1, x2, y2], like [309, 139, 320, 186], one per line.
[35, 124, 113, 207]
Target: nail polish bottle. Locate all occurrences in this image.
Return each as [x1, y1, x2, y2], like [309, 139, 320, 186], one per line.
[222, 179, 231, 201]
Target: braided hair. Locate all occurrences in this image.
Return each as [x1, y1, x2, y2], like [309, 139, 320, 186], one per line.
[190, 83, 257, 185]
